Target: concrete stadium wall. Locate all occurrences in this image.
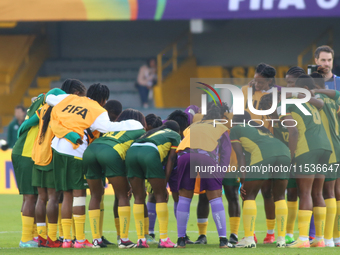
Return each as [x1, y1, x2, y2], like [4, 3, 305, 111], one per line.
[2, 18, 340, 68]
[45, 18, 340, 68]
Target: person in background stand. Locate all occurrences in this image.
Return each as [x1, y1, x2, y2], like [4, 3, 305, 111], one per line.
[7, 105, 26, 148]
[314, 45, 340, 90]
[136, 58, 157, 109]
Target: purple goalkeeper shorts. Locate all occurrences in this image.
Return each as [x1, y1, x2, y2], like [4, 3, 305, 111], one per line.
[177, 152, 222, 192]
[168, 168, 178, 193]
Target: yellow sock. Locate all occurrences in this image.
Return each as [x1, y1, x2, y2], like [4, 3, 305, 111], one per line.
[115, 218, 121, 236]
[298, 210, 312, 238]
[89, 210, 101, 240]
[197, 220, 209, 236]
[144, 217, 149, 235]
[99, 196, 104, 237]
[33, 223, 38, 238]
[229, 217, 239, 236]
[74, 214, 86, 241]
[37, 224, 47, 239]
[58, 204, 63, 237]
[72, 216, 76, 239]
[314, 207, 326, 238]
[119, 206, 131, 239]
[48, 223, 58, 241]
[324, 198, 336, 240]
[243, 200, 257, 238]
[334, 201, 340, 239]
[287, 201, 298, 235]
[21, 216, 34, 242]
[133, 204, 144, 240]
[156, 203, 169, 240]
[275, 200, 288, 238]
[266, 219, 275, 233]
[61, 218, 72, 240]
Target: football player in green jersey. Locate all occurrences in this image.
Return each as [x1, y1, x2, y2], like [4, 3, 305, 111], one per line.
[259, 82, 300, 245]
[12, 93, 45, 248]
[310, 85, 340, 246]
[230, 112, 291, 248]
[126, 120, 180, 248]
[310, 68, 340, 247]
[84, 109, 146, 248]
[279, 75, 332, 248]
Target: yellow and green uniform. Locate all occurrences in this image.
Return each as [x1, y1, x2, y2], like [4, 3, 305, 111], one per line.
[31, 105, 55, 189]
[230, 124, 291, 180]
[84, 128, 145, 179]
[12, 94, 45, 195]
[242, 85, 274, 133]
[272, 122, 298, 189]
[278, 101, 332, 174]
[315, 93, 340, 181]
[126, 128, 181, 179]
[273, 123, 289, 147]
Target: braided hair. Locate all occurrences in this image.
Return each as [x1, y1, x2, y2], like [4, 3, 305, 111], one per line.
[61, 79, 86, 95]
[286, 66, 306, 78]
[258, 92, 280, 112]
[295, 75, 316, 90]
[115, 108, 146, 128]
[145, 113, 162, 130]
[136, 120, 180, 140]
[255, 63, 276, 86]
[202, 101, 229, 120]
[86, 83, 110, 106]
[167, 110, 189, 134]
[39, 80, 86, 144]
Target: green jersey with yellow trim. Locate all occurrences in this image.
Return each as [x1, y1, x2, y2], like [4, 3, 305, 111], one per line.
[12, 94, 45, 157]
[273, 123, 289, 147]
[134, 128, 181, 163]
[230, 125, 290, 166]
[277, 101, 331, 158]
[93, 129, 145, 160]
[315, 93, 340, 163]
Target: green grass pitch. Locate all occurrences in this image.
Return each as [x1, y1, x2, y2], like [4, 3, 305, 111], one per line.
[0, 194, 338, 254]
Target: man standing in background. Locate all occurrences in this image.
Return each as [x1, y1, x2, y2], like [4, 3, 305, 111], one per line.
[314, 45, 340, 90]
[7, 105, 26, 148]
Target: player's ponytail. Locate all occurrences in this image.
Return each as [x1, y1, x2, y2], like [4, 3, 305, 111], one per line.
[145, 114, 162, 129]
[39, 106, 52, 144]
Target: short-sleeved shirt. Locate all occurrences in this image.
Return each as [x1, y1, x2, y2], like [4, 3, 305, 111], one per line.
[278, 101, 331, 158]
[134, 128, 181, 163]
[325, 75, 340, 90]
[230, 124, 290, 166]
[315, 93, 340, 163]
[92, 129, 145, 160]
[12, 94, 45, 157]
